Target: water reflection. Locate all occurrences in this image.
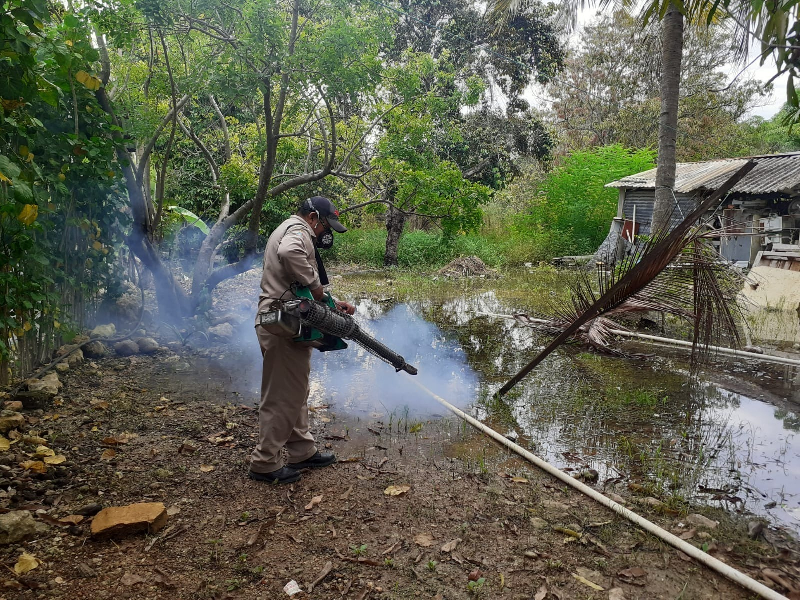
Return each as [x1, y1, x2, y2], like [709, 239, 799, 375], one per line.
[311, 291, 800, 533]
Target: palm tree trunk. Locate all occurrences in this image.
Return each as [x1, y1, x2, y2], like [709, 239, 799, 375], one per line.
[652, 4, 684, 234]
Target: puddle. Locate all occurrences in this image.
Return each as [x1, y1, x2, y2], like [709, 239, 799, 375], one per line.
[197, 274, 800, 533]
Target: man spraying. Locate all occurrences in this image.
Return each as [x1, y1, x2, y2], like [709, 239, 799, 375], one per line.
[250, 196, 355, 484]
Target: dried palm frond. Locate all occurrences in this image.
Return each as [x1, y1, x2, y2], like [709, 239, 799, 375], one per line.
[496, 160, 755, 397]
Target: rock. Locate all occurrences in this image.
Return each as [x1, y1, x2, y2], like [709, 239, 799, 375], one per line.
[3, 401, 23, 411]
[0, 411, 25, 433]
[90, 502, 167, 538]
[577, 468, 599, 483]
[113, 340, 139, 356]
[90, 323, 116, 338]
[83, 340, 110, 359]
[27, 372, 61, 396]
[208, 323, 234, 342]
[639, 497, 663, 508]
[75, 503, 103, 516]
[66, 348, 84, 366]
[747, 521, 764, 539]
[134, 337, 159, 354]
[685, 514, 718, 529]
[210, 314, 241, 326]
[0, 510, 37, 544]
[55, 363, 69, 374]
[11, 390, 50, 410]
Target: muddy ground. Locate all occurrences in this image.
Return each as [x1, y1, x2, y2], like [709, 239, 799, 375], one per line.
[2, 270, 800, 600]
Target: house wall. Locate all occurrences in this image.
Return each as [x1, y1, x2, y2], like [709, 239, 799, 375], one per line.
[620, 189, 698, 235]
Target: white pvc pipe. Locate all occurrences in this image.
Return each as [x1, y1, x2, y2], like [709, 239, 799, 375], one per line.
[409, 379, 788, 600]
[476, 312, 800, 368]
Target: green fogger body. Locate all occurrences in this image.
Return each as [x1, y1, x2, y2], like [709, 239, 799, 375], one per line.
[258, 286, 417, 375]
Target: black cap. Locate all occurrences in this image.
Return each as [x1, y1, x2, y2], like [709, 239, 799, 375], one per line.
[305, 196, 347, 233]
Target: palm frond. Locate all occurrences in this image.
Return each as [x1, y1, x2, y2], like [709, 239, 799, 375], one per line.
[496, 160, 755, 397]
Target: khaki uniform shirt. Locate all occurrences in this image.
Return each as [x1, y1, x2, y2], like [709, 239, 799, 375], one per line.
[257, 215, 320, 318]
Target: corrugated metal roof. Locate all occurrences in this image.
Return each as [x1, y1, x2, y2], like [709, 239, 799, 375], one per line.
[606, 152, 800, 195]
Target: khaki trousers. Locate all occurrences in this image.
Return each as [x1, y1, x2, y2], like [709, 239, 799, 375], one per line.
[250, 326, 317, 473]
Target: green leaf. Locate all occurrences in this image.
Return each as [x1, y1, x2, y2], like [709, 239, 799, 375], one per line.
[167, 205, 210, 234]
[63, 14, 79, 28]
[13, 182, 34, 203]
[0, 155, 22, 181]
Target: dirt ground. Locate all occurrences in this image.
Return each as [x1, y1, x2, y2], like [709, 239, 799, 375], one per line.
[1, 267, 800, 600]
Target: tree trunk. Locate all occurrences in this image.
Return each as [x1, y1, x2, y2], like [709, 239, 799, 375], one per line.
[652, 4, 684, 235]
[384, 201, 405, 267]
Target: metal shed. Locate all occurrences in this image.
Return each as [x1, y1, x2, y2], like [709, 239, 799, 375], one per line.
[603, 152, 800, 267]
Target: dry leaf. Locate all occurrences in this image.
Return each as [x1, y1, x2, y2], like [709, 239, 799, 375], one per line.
[609, 588, 627, 600]
[0, 436, 10, 451]
[100, 448, 116, 460]
[102, 434, 132, 445]
[510, 476, 529, 483]
[34, 445, 55, 458]
[679, 528, 696, 540]
[59, 515, 84, 525]
[199, 465, 215, 473]
[440, 538, 461, 553]
[178, 441, 198, 454]
[20, 460, 47, 473]
[414, 533, 434, 547]
[44, 454, 66, 465]
[14, 551, 41, 575]
[618, 567, 647, 579]
[572, 573, 603, 591]
[91, 400, 109, 410]
[305, 495, 323, 510]
[384, 485, 411, 496]
[119, 572, 146, 586]
[339, 485, 353, 500]
[534, 585, 547, 600]
[23, 435, 47, 445]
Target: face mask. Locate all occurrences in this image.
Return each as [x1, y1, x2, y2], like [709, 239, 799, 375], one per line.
[316, 228, 334, 249]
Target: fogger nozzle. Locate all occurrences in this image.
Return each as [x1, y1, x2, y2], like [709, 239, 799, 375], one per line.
[294, 300, 418, 375]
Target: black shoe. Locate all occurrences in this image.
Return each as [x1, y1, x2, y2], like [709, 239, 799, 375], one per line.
[288, 451, 336, 470]
[248, 466, 301, 484]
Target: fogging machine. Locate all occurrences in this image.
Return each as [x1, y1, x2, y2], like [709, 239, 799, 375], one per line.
[258, 286, 418, 375]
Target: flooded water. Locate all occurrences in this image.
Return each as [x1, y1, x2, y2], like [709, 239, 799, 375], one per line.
[307, 289, 800, 534]
[200, 269, 800, 534]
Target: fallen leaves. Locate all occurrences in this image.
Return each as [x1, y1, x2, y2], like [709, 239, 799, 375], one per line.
[102, 433, 134, 445]
[14, 551, 41, 575]
[0, 435, 10, 451]
[305, 495, 323, 511]
[384, 485, 411, 496]
[44, 454, 66, 465]
[199, 465, 215, 473]
[339, 485, 353, 500]
[19, 460, 47, 473]
[510, 476, 529, 484]
[617, 566, 647, 583]
[100, 449, 116, 461]
[572, 573, 604, 591]
[414, 533, 434, 547]
[59, 515, 84, 525]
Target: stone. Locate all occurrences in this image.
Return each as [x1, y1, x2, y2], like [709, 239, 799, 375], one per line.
[83, 341, 110, 359]
[113, 340, 139, 356]
[134, 337, 159, 354]
[685, 513, 718, 529]
[91, 502, 167, 538]
[0, 510, 37, 544]
[3, 401, 23, 411]
[76, 563, 97, 578]
[90, 323, 116, 338]
[66, 348, 84, 367]
[208, 323, 234, 342]
[55, 363, 69, 374]
[0, 411, 25, 433]
[27, 372, 61, 396]
[210, 314, 241, 326]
